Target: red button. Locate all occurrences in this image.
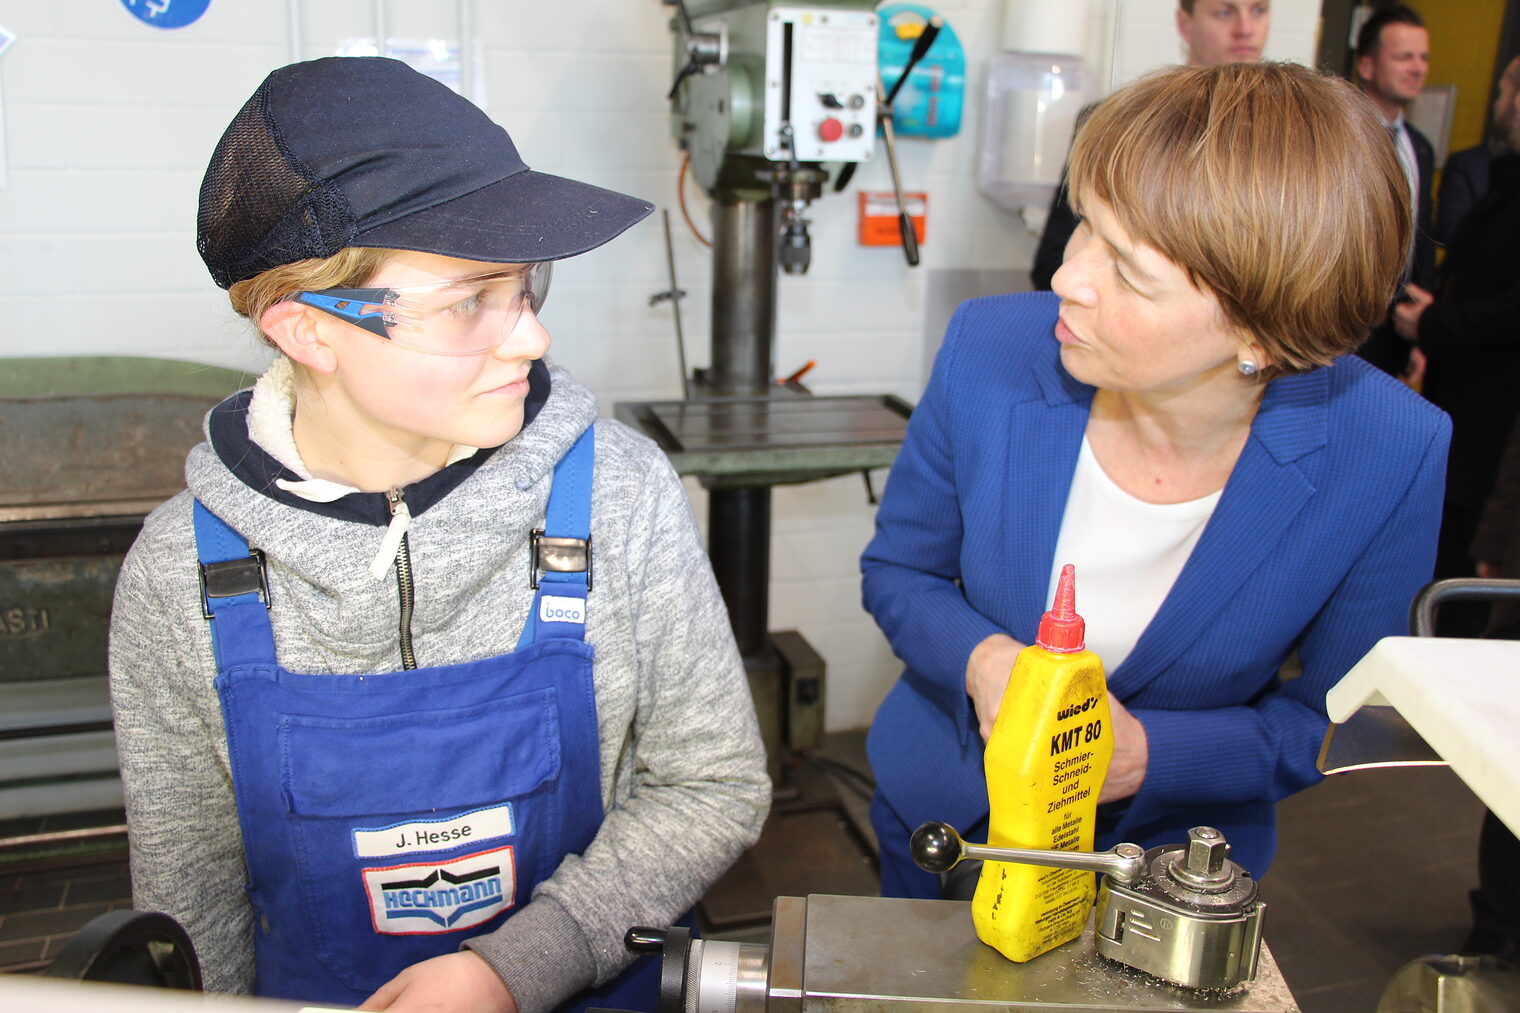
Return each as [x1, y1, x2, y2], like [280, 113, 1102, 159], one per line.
[818, 117, 844, 143]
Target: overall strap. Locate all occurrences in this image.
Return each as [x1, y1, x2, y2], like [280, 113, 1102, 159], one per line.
[193, 500, 278, 669]
[517, 426, 595, 649]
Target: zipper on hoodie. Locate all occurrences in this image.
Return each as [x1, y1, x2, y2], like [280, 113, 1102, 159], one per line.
[387, 487, 419, 671]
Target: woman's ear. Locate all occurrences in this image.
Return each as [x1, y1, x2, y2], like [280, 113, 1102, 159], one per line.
[261, 301, 339, 375]
[1237, 341, 1270, 376]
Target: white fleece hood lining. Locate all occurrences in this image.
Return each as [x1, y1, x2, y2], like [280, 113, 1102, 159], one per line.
[245, 356, 481, 579]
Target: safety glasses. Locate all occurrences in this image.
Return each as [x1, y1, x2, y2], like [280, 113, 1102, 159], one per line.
[292, 261, 552, 356]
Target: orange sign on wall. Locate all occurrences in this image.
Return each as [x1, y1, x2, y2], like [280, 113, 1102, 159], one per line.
[858, 191, 928, 246]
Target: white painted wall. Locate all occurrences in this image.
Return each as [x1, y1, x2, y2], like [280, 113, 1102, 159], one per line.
[0, 0, 1318, 732]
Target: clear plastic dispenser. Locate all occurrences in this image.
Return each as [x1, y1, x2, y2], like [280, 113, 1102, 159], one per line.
[976, 0, 1093, 213]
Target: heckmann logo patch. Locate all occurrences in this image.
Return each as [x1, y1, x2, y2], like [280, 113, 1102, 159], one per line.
[539, 594, 585, 625]
[364, 846, 515, 935]
[352, 803, 514, 859]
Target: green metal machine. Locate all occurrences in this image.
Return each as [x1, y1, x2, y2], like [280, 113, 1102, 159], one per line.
[0, 357, 250, 845]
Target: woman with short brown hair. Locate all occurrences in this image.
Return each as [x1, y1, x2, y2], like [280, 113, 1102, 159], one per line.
[1068, 61, 1410, 379]
[862, 61, 1448, 896]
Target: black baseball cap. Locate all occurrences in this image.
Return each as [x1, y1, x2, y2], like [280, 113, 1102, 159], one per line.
[197, 56, 654, 289]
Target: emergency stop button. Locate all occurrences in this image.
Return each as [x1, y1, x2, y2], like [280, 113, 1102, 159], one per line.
[818, 117, 844, 143]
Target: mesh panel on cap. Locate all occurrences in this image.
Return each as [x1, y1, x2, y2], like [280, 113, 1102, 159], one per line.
[196, 83, 358, 289]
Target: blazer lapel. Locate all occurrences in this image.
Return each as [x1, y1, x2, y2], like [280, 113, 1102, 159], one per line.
[1107, 369, 1329, 697]
[1003, 356, 1092, 642]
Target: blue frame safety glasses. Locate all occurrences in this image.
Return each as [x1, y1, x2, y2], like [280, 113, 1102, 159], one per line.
[292, 261, 553, 356]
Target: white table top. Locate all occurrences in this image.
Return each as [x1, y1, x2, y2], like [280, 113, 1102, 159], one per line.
[1325, 636, 1520, 835]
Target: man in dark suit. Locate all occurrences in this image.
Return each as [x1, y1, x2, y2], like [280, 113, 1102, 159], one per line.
[1352, 4, 1436, 379]
[1397, 55, 1520, 601]
[1400, 54, 1520, 959]
[1029, 0, 1270, 291]
[1436, 143, 1491, 247]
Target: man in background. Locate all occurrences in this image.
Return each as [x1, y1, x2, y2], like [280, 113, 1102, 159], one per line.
[1396, 55, 1520, 626]
[1030, 1, 1270, 290]
[1437, 144, 1493, 248]
[1353, 4, 1437, 380]
[1419, 58, 1520, 960]
[1176, 0, 1271, 65]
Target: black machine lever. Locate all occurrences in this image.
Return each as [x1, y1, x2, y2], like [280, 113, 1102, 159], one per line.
[624, 925, 697, 1013]
[832, 15, 942, 197]
[624, 926, 667, 954]
[665, 0, 723, 100]
[877, 74, 919, 267]
[886, 17, 943, 109]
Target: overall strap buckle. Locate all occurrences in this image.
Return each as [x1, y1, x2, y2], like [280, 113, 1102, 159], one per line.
[529, 530, 592, 591]
[200, 549, 272, 619]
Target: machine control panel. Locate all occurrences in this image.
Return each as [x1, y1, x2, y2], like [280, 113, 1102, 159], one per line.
[762, 7, 877, 162]
[673, 1, 882, 190]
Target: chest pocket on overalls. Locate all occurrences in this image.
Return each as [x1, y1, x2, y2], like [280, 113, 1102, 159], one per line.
[279, 686, 562, 990]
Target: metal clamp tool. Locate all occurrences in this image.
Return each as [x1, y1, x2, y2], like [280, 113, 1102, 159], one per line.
[911, 820, 1265, 990]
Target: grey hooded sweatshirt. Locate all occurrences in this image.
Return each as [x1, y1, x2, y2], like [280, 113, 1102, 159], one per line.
[108, 358, 769, 1013]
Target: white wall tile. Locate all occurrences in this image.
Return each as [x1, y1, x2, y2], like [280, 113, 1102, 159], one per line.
[489, 51, 671, 112]
[0, 233, 206, 294]
[0, 170, 195, 233]
[6, 102, 217, 170]
[552, 110, 678, 172]
[0, 291, 271, 368]
[474, 1, 671, 55]
[0, 5, 61, 36]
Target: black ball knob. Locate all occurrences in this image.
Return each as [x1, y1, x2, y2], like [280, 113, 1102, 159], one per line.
[624, 927, 667, 954]
[910, 820, 964, 874]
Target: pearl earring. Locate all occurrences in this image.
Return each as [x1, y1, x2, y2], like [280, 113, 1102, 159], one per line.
[1237, 360, 1258, 376]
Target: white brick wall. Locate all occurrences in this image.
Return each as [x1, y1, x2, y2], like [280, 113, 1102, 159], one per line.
[0, 0, 1316, 731]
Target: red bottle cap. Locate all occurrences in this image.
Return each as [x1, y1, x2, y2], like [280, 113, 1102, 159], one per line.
[1036, 563, 1086, 653]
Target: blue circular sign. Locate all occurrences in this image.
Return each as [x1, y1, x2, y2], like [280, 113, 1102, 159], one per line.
[118, 0, 211, 31]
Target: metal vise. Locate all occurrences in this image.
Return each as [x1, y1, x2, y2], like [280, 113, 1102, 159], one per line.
[625, 854, 1297, 1012]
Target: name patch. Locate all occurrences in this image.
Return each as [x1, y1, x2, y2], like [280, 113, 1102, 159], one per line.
[353, 803, 514, 859]
[539, 594, 585, 625]
[363, 846, 515, 935]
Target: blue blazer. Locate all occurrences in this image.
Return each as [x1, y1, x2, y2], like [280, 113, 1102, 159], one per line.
[863, 293, 1450, 880]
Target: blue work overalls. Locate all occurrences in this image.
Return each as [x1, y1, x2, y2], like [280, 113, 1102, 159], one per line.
[194, 431, 657, 1008]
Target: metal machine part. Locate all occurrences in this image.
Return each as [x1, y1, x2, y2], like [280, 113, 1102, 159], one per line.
[612, 393, 910, 484]
[910, 822, 1266, 991]
[628, 924, 773, 1013]
[1374, 953, 1520, 1012]
[668, 0, 727, 99]
[626, 894, 1298, 1012]
[658, 0, 896, 675]
[911, 819, 1148, 884]
[0, 357, 246, 830]
[43, 910, 202, 989]
[668, 0, 928, 278]
[647, 2, 922, 802]
[873, 70, 919, 265]
[759, 164, 826, 275]
[1094, 830, 1265, 992]
[671, 1, 880, 192]
[656, 0, 919, 663]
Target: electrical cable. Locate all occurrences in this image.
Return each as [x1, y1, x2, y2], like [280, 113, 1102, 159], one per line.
[677, 152, 712, 249]
[803, 753, 878, 801]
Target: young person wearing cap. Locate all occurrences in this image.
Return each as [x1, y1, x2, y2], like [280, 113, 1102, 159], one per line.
[107, 57, 769, 1013]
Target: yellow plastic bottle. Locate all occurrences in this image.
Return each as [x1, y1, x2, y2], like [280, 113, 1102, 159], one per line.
[972, 563, 1114, 962]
